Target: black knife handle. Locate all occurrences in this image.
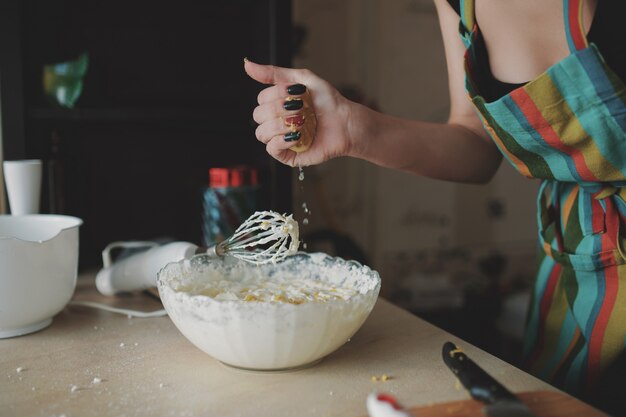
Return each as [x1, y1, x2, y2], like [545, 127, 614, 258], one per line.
[442, 341, 518, 405]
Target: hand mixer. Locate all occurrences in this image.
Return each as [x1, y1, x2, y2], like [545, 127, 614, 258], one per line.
[95, 211, 300, 296]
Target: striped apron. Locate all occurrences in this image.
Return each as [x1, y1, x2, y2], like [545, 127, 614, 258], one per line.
[458, 0, 626, 395]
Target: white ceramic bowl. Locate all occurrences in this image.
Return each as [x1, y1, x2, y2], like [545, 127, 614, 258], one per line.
[0, 214, 83, 338]
[157, 252, 381, 371]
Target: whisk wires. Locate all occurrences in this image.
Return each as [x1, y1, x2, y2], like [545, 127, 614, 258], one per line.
[218, 211, 300, 264]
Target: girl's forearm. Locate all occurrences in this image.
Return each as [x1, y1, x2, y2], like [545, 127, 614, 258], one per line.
[346, 103, 502, 184]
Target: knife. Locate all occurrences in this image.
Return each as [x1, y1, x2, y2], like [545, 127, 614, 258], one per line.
[442, 341, 537, 417]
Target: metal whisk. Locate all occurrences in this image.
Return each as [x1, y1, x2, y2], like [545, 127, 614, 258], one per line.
[205, 211, 300, 264]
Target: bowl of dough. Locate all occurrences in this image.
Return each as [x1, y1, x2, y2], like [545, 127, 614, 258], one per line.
[157, 252, 381, 371]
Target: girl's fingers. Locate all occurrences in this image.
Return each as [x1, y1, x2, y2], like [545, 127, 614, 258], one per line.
[244, 59, 315, 87]
[266, 135, 298, 165]
[252, 97, 306, 124]
[245, 59, 319, 161]
[255, 114, 305, 144]
[257, 83, 308, 105]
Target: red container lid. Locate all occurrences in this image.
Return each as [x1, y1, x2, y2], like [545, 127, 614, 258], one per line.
[209, 166, 258, 188]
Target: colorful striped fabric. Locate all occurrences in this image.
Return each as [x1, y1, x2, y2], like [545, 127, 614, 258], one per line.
[459, 0, 626, 396]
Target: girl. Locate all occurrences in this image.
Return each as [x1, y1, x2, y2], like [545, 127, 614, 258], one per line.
[245, 0, 625, 412]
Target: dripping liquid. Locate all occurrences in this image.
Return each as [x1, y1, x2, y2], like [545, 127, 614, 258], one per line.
[298, 166, 309, 250]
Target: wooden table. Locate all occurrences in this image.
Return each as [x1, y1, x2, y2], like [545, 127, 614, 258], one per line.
[0, 273, 604, 417]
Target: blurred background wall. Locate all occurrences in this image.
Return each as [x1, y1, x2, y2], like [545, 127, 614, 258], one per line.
[0, 0, 293, 267]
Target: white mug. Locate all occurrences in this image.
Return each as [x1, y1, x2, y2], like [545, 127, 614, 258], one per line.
[3, 160, 42, 215]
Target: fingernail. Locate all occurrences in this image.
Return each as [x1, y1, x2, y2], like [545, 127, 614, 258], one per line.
[243, 57, 249, 64]
[283, 98, 303, 111]
[287, 84, 306, 95]
[284, 131, 301, 142]
[284, 114, 305, 127]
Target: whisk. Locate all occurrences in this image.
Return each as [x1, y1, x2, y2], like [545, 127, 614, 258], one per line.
[95, 211, 300, 295]
[205, 211, 300, 264]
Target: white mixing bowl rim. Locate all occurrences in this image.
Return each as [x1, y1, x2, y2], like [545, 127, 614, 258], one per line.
[157, 251, 382, 308]
[0, 214, 83, 243]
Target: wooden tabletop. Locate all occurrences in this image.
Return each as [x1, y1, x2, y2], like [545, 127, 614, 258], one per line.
[0, 272, 600, 417]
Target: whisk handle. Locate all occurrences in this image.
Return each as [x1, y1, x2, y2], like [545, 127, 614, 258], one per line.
[204, 243, 226, 258]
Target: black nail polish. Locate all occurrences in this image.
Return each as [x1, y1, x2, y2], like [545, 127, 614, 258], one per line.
[284, 131, 301, 142]
[287, 84, 306, 95]
[283, 99, 303, 111]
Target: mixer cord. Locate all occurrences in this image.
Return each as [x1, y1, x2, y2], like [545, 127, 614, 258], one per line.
[68, 300, 168, 318]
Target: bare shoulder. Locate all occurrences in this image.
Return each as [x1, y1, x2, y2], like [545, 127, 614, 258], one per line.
[475, 0, 598, 83]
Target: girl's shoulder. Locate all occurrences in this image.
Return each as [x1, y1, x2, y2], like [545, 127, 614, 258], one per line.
[446, 0, 461, 15]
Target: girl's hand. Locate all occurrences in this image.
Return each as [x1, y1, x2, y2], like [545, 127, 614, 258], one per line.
[244, 59, 354, 167]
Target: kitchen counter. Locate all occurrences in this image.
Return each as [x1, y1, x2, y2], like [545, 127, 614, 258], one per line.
[0, 272, 602, 417]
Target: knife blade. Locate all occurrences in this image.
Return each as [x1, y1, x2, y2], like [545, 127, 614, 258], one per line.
[442, 341, 537, 417]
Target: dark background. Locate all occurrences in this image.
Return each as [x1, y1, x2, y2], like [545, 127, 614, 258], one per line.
[0, 0, 293, 268]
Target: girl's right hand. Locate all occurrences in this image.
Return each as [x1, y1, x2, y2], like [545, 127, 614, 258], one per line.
[244, 59, 357, 167]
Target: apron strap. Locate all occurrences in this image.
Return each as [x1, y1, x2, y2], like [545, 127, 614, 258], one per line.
[563, 0, 589, 52]
[458, 0, 476, 48]
[459, 0, 475, 33]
